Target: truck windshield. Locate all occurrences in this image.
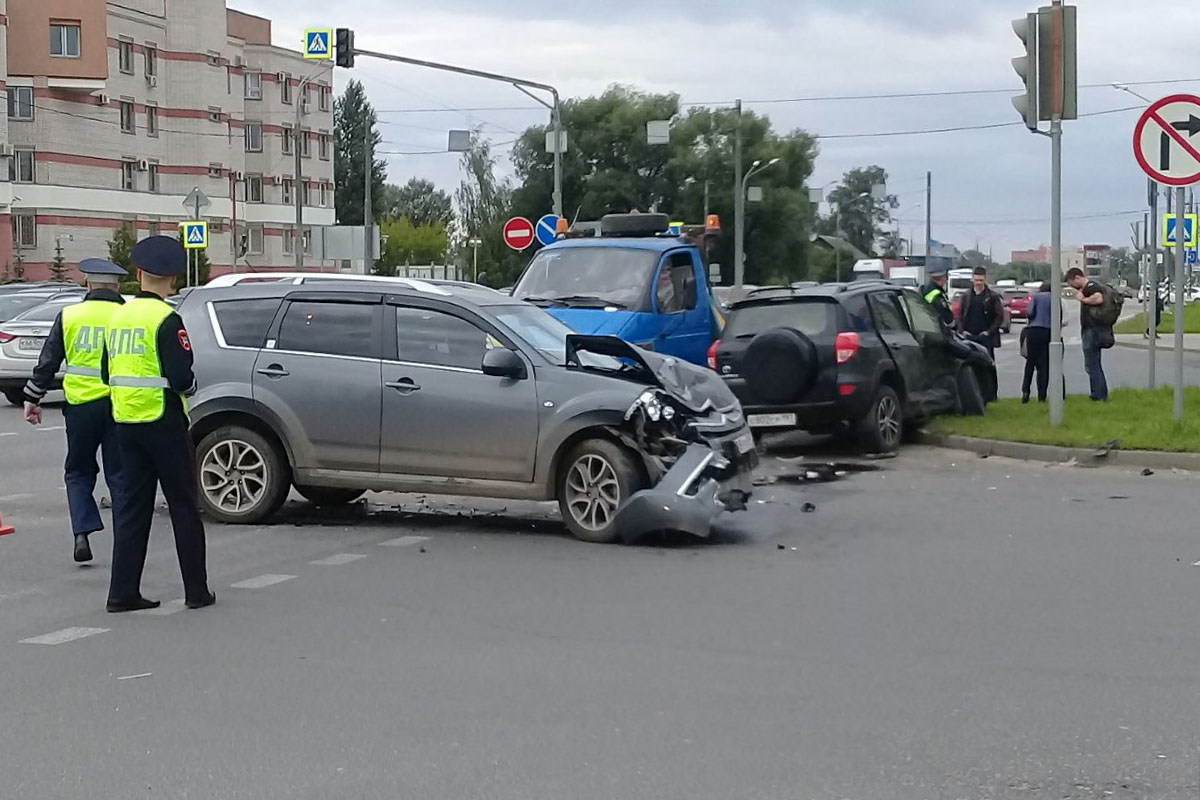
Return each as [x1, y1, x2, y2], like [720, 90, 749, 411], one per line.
[514, 247, 655, 311]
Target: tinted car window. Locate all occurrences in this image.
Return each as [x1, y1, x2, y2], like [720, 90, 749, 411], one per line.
[724, 301, 835, 339]
[277, 301, 378, 359]
[213, 298, 280, 348]
[868, 293, 910, 333]
[395, 306, 490, 371]
[656, 253, 697, 313]
[840, 294, 873, 333]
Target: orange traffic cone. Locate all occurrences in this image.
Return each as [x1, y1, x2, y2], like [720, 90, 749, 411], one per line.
[0, 510, 14, 536]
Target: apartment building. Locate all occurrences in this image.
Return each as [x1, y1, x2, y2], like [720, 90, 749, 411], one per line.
[0, 0, 336, 281]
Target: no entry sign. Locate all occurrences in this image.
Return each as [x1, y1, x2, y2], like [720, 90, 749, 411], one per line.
[1134, 94, 1200, 186]
[503, 217, 535, 251]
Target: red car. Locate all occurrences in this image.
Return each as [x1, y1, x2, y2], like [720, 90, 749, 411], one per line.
[1002, 288, 1032, 321]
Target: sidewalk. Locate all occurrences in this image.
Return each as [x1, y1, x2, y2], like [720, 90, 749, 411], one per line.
[1115, 333, 1200, 353]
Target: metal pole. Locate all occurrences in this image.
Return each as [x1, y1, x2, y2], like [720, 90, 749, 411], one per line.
[1048, 117, 1064, 426]
[925, 170, 933, 258]
[1175, 186, 1186, 420]
[294, 79, 305, 270]
[733, 99, 744, 293]
[473, 243, 479, 283]
[551, 90, 563, 219]
[364, 123, 373, 273]
[1148, 182, 1158, 388]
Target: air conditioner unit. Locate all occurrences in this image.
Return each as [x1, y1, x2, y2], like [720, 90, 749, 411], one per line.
[276, 72, 287, 83]
[231, 171, 245, 181]
[232, 55, 243, 67]
[146, 75, 158, 88]
[136, 159, 150, 172]
[0, 144, 13, 157]
[301, 99, 311, 115]
[97, 94, 111, 106]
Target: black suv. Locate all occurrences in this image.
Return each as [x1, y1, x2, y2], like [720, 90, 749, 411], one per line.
[711, 283, 997, 452]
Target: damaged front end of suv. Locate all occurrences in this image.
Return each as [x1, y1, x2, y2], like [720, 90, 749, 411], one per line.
[565, 335, 758, 542]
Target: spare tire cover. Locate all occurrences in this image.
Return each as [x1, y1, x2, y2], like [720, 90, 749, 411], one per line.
[743, 327, 818, 405]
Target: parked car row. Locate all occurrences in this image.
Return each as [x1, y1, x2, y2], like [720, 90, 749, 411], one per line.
[0, 283, 88, 406]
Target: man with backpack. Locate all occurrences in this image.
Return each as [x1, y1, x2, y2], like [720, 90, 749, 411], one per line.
[1066, 267, 1122, 401]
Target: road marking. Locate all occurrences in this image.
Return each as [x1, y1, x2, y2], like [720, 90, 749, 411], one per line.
[0, 432, 17, 438]
[231, 573, 296, 589]
[379, 536, 429, 548]
[311, 553, 367, 566]
[21, 627, 109, 645]
[135, 599, 186, 616]
[0, 493, 35, 503]
[34, 425, 65, 432]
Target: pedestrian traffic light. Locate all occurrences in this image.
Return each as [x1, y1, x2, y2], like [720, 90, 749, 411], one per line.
[335, 28, 355, 68]
[1011, 12, 1040, 130]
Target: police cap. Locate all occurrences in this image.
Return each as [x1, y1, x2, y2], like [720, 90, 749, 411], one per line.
[926, 262, 950, 277]
[131, 235, 187, 277]
[78, 258, 127, 276]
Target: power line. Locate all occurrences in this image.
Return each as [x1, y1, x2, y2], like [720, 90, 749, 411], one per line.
[894, 209, 1144, 226]
[813, 104, 1142, 140]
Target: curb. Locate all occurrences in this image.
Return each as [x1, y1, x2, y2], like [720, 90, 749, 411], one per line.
[915, 431, 1200, 472]
[1114, 340, 1200, 354]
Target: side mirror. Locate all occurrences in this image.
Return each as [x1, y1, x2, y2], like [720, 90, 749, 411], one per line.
[482, 347, 527, 380]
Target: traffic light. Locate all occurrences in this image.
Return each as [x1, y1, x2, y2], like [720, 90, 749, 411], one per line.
[335, 28, 355, 68]
[1011, 12, 1039, 130]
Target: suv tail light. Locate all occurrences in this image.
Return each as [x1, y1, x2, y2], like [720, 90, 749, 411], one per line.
[707, 339, 721, 370]
[835, 332, 860, 364]
[0, 331, 14, 344]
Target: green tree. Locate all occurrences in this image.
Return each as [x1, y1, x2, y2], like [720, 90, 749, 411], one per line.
[455, 130, 519, 286]
[816, 166, 899, 257]
[108, 222, 139, 293]
[376, 217, 450, 276]
[334, 80, 386, 226]
[961, 249, 997, 269]
[50, 239, 69, 281]
[382, 178, 453, 227]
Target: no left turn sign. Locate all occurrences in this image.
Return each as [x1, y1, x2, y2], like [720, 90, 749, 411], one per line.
[1134, 94, 1200, 186]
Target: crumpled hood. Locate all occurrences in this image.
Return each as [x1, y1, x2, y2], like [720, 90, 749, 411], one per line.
[546, 308, 637, 337]
[564, 334, 738, 414]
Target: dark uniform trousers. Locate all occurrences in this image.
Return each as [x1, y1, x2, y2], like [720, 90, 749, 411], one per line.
[62, 398, 125, 537]
[108, 408, 208, 602]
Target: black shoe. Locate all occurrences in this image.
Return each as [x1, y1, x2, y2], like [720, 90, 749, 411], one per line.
[1021, 393, 1030, 404]
[106, 596, 161, 613]
[74, 535, 93, 563]
[186, 591, 216, 610]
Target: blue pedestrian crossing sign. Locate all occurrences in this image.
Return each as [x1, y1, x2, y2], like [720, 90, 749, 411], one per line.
[668, 221, 685, 235]
[304, 28, 333, 60]
[1161, 213, 1198, 248]
[182, 221, 208, 250]
[535, 214, 561, 246]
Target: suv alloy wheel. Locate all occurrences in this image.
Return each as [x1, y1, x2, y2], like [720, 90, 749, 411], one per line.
[196, 426, 291, 524]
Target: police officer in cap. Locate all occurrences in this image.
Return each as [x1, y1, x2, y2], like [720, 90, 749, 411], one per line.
[921, 263, 955, 327]
[104, 236, 214, 613]
[23, 259, 128, 563]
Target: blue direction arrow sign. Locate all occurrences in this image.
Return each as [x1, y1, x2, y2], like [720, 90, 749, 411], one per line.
[535, 214, 561, 246]
[182, 221, 208, 250]
[1162, 213, 1199, 247]
[304, 28, 333, 60]
[1188, 249, 1199, 267]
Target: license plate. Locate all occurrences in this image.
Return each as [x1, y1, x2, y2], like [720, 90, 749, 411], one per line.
[748, 413, 797, 429]
[734, 431, 756, 454]
[17, 337, 43, 351]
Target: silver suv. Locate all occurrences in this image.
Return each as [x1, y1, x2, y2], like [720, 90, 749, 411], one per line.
[178, 277, 757, 543]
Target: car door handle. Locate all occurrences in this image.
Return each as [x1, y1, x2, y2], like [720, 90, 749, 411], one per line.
[256, 364, 290, 379]
[385, 377, 421, 394]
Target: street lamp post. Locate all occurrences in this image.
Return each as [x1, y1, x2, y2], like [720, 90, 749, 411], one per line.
[468, 237, 483, 283]
[294, 64, 332, 270]
[735, 157, 781, 293]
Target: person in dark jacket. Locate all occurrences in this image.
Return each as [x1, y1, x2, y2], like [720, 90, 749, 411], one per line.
[955, 267, 1004, 357]
[23, 259, 128, 563]
[920, 264, 955, 327]
[1021, 282, 1054, 403]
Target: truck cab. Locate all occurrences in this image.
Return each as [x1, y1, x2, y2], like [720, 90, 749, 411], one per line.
[511, 214, 719, 366]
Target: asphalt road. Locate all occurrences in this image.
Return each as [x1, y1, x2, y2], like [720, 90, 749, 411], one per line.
[1, 404, 1197, 799]
[993, 303, 1200, 398]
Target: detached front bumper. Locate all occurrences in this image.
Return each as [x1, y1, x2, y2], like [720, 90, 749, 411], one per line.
[614, 428, 758, 543]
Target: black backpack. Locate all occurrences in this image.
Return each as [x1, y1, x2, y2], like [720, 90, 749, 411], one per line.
[1091, 284, 1124, 327]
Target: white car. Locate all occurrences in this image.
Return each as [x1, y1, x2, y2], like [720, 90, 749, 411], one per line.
[0, 294, 86, 405]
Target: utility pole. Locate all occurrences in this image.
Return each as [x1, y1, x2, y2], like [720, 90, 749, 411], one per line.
[1148, 180, 1158, 388]
[733, 99, 744, 293]
[1175, 187, 1186, 419]
[924, 171, 933, 258]
[363, 123, 373, 273]
[294, 78, 307, 270]
[1049, 112, 1064, 424]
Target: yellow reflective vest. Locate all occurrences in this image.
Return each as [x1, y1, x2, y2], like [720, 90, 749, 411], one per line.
[106, 297, 180, 423]
[61, 300, 121, 405]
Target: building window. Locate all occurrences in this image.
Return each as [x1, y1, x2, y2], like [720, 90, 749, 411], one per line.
[144, 45, 158, 77]
[282, 226, 294, 255]
[301, 131, 311, 159]
[118, 39, 134, 73]
[302, 226, 313, 255]
[248, 225, 264, 255]
[12, 214, 36, 249]
[281, 126, 295, 155]
[7, 87, 34, 121]
[319, 134, 330, 161]
[319, 85, 331, 112]
[244, 71, 262, 100]
[148, 162, 160, 193]
[282, 178, 294, 205]
[9, 149, 35, 183]
[51, 24, 81, 58]
[299, 181, 310, 206]
[121, 160, 137, 190]
[207, 164, 223, 179]
[280, 74, 292, 104]
[244, 122, 263, 153]
[145, 104, 158, 136]
[119, 100, 136, 133]
[319, 183, 328, 207]
[246, 174, 264, 203]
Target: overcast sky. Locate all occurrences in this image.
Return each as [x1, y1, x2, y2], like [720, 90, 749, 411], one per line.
[236, 0, 1200, 259]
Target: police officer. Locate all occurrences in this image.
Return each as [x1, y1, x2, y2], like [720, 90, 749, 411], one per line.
[921, 263, 955, 327]
[23, 259, 128, 563]
[104, 236, 214, 613]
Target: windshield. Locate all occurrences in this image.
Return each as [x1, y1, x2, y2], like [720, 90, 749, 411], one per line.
[490, 304, 620, 369]
[0, 294, 57, 323]
[513, 246, 655, 310]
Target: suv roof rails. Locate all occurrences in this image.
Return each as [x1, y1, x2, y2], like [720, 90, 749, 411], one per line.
[203, 272, 452, 296]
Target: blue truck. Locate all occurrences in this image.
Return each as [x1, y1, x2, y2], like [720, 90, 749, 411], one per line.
[510, 213, 722, 366]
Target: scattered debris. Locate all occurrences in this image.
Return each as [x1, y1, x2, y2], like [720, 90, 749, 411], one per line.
[977, 452, 990, 459]
[777, 544, 786, 550]
[1141, 468, 1155, 477]
[419, 547, 427, 554]
[1108, 495, 1129, 500]
[99, 496, 111, 509]
[116, 672, 152, 681]
[863, 451, 897, 461]
[1192, 561, 1200, 567]
[1093, 439, 1121, 458]
[751, 475, 778, 487]
[801, 503, 817, 513]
